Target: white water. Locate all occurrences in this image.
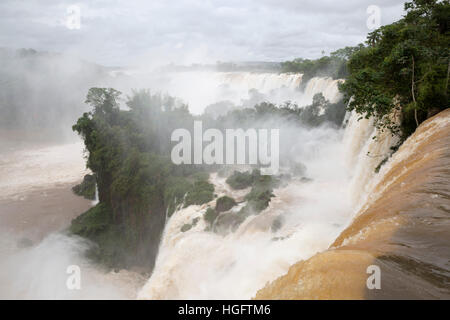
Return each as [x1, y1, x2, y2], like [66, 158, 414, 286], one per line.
[0, 141, 142, 299]
[137, 76, 389, 300]
[342, 112, 401, 209]
[92, 185, 99, 206]
[112, 71, 342, 114]
[0, 232, 142, 299]
[0, 73, 388, 300]
[352, 113, 450, 218]
[139, 174, 353, 299]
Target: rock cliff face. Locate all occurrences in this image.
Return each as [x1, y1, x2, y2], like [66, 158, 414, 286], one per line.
[255, 109, 450, 299]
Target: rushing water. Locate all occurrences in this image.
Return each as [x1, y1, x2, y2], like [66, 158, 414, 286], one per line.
[255, 109, 450, 299]
[1, 72, 344, 299]
[138, 76, 359, 299]
[111, 71, 342, 114]
[0, 142, 144, 299]
[2, 71, 446, 299]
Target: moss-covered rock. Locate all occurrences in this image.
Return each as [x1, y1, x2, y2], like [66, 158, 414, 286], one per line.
[180, 217, 200, 232]
[181, 223, 192, 232]
[70, 203, 125, 267]
[215, 196, 237, 212]
[216, 174, 277, 232]
[243, 187, 274, 213]
[72, 174, 96, 200]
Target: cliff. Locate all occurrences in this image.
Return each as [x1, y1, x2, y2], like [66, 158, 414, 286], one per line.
[255, 109, 450, 299]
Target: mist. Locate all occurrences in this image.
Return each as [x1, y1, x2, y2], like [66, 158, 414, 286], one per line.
[0, 51, 350, 298]
[0, 232, 141, 299]
[138, 120, 353, 299]
[0, 0, 447, 303]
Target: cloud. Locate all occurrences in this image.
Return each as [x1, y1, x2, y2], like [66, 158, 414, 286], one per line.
[0, 0, 405, 66]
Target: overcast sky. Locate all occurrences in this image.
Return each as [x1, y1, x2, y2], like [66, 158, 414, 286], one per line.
[0, 0, 406, 67]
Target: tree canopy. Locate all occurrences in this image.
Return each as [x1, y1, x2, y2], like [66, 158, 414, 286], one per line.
[339, 0, 449, 136]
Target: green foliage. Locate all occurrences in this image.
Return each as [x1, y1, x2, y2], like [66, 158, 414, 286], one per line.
[184, 180, 215, 207]
[72, 174, 96, 200]
[191, 171, 210, 182]
[281, 46, 362, 85]
[339, 0, 450, 136]
[299, 93, 347, 127]
[204, 207, 219, 225]
[215, 196, 237, 212]
[164, 176, 193, 217]
[71, 88, 205, 269]
[215, 172, 278, 232]
[241, 174, 276, 214]
[180, 217, 200, 233]
[226, 170, 255, 189]
[215, 95, 346, 132]
[70, 75, 344, 269]
[180, 223, 192, 232]
[70, 203, 111, 237]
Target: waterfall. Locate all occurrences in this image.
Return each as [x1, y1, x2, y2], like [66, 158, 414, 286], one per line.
[138, 102, 354, 300]
[342, 111, 401, 209]
[138, 172, 354, 299]
[91, 184, 99, 206]
[303, 77, 342, 103]
[255, 109, 450, 299]
[216, 72, 303, 92]
[133, 70, 449, 299]
[136, 72, 343, 114]
[136, 73, 366, 300]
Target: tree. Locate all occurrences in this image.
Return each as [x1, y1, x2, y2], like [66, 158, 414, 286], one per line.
[339, 0, 449, 137]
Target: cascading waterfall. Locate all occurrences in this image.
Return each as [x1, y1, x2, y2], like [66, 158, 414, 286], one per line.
[117, 71, 342, 114]
[91, 184, 99, 206]
[255, 109, 450, 299]
[342, 111, 400, 209]
[351, 109, 450, 217]
[137, 76, 385, 300]
[216, 72, 303, 93]
[302, 77, 342, 103]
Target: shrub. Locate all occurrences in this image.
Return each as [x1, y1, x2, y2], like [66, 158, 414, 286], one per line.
[184, 180, 215, 207]
[225, 169, 262, 189]
[72, 174, 96, 200]
[70, 203, 111, 236]
[215, 196, 237, 212]
[180, 217, 200, 232]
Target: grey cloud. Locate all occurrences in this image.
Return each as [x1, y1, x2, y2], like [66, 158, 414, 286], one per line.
[0, 0, 405, 66]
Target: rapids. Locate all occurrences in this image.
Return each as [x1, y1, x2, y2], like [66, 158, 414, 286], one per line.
[138, 76, 362, 299]
[255, 109, 450, 299]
